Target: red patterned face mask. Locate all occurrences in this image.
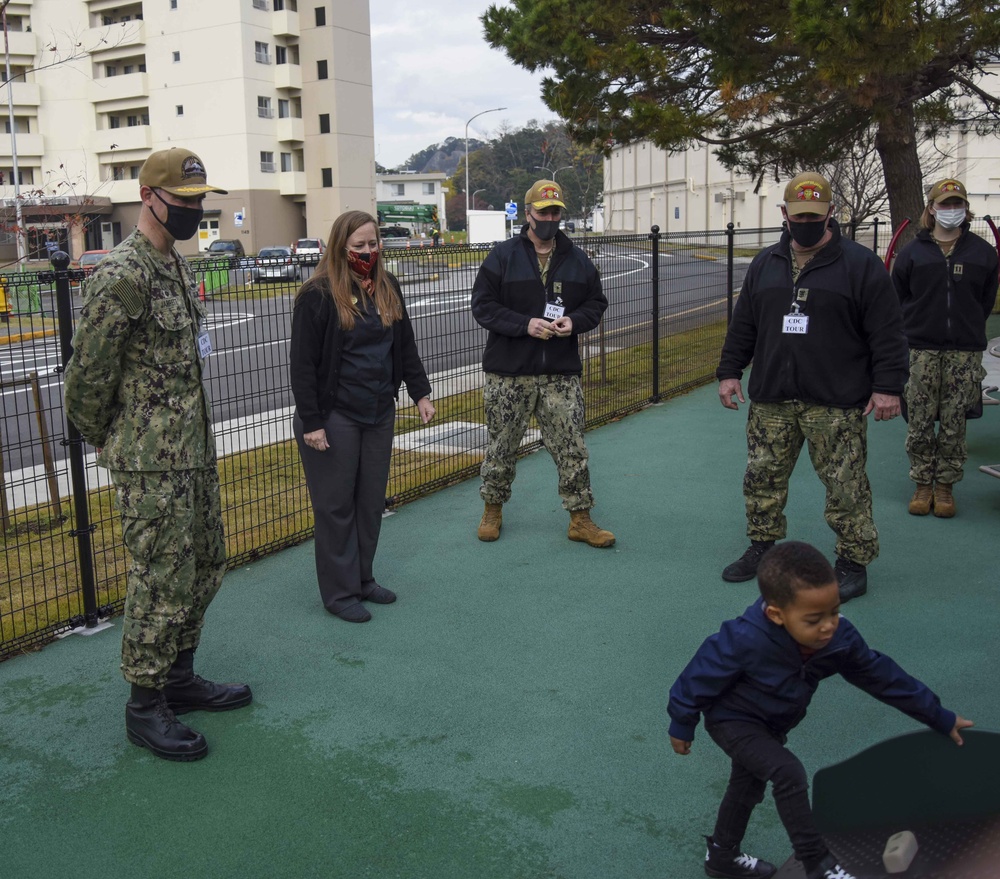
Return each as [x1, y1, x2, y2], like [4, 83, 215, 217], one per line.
[346, 249, 379, 279]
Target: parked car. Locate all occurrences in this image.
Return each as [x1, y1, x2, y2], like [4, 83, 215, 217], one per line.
[253, 246, 301, 283]
[205, 239, 246, 259]
[292, 237, 325, 265]
[76, 250, 110, 274]
[379, 226, 411, 238]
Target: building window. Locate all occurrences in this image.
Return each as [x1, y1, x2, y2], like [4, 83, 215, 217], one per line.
[275, 45, 287, 65]
[130, 165, 141, 179]
[318, 113, 330, 134]
[105, 65, 117, 77]
[321, 168, 332, 188]
[123, 64, 134, 74]
[172, 51, 180, 63]
[176, 105, 184, 116]
[255, 41, 271, 64]
[315, 6, 326, 26]
[127, 115, 140, 127]
[112, 166, 125, 181]
[170, 0, 177, 8]
[260, 151, 275, 172]
[109, 116, 121, 129]
[257, 96, 273, 118]
[280, 152, 292, 172]
[422, 182, 436, 195]
[274, 0, 284, 8]
[317, 59, 327, 79]
[278, 99, 290, 119]
[390, 183, 405, 197]
[252, 0, 268, 8]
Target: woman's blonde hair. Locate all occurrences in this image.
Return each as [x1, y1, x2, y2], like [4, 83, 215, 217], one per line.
[296, 210, 402, 328]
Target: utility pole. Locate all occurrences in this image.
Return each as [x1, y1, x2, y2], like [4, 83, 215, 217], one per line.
[1, 0, 25, 265]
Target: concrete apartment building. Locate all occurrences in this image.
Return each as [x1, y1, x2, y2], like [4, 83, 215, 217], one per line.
[0, 0, 375, 262]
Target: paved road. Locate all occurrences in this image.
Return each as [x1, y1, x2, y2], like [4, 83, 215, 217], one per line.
[1, 243, 745, 475]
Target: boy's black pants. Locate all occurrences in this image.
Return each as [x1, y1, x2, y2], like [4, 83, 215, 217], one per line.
[705, 719, 829, 872]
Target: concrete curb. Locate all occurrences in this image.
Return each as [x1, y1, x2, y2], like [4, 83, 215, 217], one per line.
[0, 328, 57, 346]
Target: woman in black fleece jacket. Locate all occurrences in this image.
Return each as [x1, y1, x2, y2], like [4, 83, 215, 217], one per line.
[890, 178, 998, 517]
[290, 211, 434, 623]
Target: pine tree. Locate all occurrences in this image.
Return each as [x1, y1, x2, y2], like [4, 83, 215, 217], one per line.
[483, 0, 1000, 228]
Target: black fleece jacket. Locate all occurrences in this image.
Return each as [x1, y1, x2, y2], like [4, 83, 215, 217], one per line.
[717, 221, 908, 409]
[471, 229, 607, 376]
[891, 225, 998, 351]
[289, 274, 431, 433]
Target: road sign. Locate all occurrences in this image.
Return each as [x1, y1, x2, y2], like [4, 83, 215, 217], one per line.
[505, 202, 517, 218]
[234, 211, 244, 227]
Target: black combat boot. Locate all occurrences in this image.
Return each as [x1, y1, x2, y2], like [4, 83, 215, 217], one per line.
[163, 648, 253, 715]
[722, 540, 775, 582]
[125, 684, 208, 762]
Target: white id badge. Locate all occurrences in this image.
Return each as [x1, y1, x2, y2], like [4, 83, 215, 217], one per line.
[782, 314, 809, 335]
[544, 302, 565, 320]
[197, 330, 213, 358]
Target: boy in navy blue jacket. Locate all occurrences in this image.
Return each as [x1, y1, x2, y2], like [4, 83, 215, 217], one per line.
[668, 542, 972, 879]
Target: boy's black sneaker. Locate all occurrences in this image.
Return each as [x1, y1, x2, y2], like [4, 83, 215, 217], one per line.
[722, 540, 774, 582]
[806, 854, 856, 879]
[834, 556, 867, 603]
[704, 837, 777, 879]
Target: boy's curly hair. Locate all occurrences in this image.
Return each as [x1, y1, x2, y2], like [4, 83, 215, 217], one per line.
[758, 541, 835, 607]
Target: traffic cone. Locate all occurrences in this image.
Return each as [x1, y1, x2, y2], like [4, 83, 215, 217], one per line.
[198, 280, 206, 301]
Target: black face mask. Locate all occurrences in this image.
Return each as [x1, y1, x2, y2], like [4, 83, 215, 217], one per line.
[786, 216, 829, 249]
[531, 219, 559, 241]
[152, 189, 204, 241]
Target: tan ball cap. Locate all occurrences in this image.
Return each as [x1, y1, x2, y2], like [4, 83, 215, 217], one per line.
[139, 148, 228, 196]
[783, 172, 832, 216]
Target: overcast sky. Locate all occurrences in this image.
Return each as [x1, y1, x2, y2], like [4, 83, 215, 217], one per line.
[370, 1, 556, 169]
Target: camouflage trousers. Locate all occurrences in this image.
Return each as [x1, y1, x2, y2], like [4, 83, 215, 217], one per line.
[744, 401, 878, 565]
[904, 349, 985, 486]
[480, 373, 594, 511]
[111, 467, 227, 688]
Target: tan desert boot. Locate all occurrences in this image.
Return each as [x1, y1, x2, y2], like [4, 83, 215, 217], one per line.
[568, 510, 615, 548]
[908, 483, 933, 516]
[478, 503, 503, 541]
[933, 483, 956, 518]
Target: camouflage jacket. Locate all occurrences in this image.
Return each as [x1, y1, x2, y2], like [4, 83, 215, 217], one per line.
[64, 229, 215, 471]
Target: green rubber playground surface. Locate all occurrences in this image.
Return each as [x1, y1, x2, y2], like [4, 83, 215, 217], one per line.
[2, 377, 998, 879]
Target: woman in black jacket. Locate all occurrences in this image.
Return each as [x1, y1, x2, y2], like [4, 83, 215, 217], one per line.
[891, 178, 999, 518]
[290, 211, 434, 622]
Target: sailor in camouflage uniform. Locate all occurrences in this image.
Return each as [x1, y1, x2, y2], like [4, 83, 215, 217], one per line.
[717, 173, 908, 603]
[891, 178, 999, 518]
[471, 179, 614, 548]
[64, 148, 251, 762]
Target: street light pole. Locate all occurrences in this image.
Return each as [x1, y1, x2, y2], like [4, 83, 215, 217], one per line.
[472, 188, 486, 209]
[1, 0, 24, 265]
[534, 165, 552, 178]
[551, 165, 574, 182]
[465, 107, 506, 219]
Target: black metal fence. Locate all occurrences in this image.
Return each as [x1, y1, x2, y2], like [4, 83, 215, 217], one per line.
[2, 219, 994, 659]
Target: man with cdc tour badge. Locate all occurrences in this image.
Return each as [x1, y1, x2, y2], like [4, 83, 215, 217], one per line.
[471, 179, 614, 548]
[715, 172, 908, 602]
[65, 148, 252, 762]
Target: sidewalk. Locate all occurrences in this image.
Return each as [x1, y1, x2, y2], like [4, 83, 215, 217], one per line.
[2, 378, 998, 879]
